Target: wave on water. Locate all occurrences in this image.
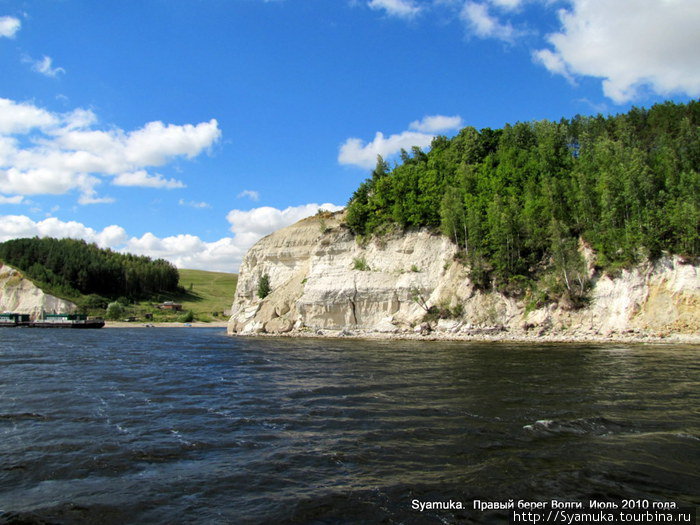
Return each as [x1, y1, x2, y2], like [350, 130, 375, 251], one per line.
[523, 416, 630, 436]
[0, 328, 698, 522]
[0, 413, 49, 422]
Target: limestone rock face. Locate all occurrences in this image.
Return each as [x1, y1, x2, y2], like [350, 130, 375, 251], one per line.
[228, 213, 456, 334]
[0, 263, 77, 318]
[228, 212, 700, 338]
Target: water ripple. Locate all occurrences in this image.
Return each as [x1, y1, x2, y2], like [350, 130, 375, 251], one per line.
[0, 328, 698, 523]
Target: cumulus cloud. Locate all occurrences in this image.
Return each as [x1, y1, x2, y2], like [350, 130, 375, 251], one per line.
[0, 97, 221, 203]
[364, 0, 699, 103]
[368, 0, 422, 19]
[534, 0, 700, 103]
[532, 48, 574, 83]
[113, 170, 185, 189]
[123, 233, 245, 272]
[237, 189, 260, 201]
[0, 215, 127, 248]
[25, 55, 66, 77]
[339, 114, 463, 169]
[0, 16, 20, 38]
[0, 202, 344, 272]
[78, 190, 115, 205]
[227, 202, 344, 238]
[0, 214, 244, 272]
[460, 1, 517, 42]
[0, 98, 57, 134]
[409, 114, 464, 133]
[339, 131, 433, 170]
[0, 195, 23, 204]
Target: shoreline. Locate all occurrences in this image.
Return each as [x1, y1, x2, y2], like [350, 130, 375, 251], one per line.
[103, 320, 700, 344]
[104, 321, 229, 328]
[230, 328, 700, 345]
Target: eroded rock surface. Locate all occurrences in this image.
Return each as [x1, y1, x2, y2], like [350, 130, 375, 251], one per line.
[0, 263, 77, 318]
[228, 213, 699, 340]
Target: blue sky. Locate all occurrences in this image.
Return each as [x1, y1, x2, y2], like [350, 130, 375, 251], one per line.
[1, 0, 698, 271]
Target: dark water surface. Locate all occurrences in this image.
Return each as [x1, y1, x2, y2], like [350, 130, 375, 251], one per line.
[0, 328, 698, 524]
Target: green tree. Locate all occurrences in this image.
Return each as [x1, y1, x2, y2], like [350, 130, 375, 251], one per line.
[257, 274, 271, 299]
[339, 100, 699, 296]
[105, 301, 125, 320]
[440, 186, 467, 252]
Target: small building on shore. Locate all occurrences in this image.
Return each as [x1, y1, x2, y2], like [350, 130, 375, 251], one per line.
[157, 301, 183, 311]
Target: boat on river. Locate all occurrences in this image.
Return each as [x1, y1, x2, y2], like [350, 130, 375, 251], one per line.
[30, 313, 105, 329]
[0, 313, 31, 327]
[0, 312, 104, 328]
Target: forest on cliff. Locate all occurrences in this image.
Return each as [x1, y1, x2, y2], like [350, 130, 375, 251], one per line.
[346, 101, 699, 305]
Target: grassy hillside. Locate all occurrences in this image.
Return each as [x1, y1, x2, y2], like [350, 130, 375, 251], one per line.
[10, 264, 236, 323]
[175, 269, 238, 317]
[127, 268, 238, 322]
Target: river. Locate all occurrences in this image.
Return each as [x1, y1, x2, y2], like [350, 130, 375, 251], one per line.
[0, 328, 698, 524]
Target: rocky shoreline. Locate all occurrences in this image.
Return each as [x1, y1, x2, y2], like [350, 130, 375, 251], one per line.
[103, 320, 700, 343]
[231, 326, 700, 345]
[227, 214, 699, 343]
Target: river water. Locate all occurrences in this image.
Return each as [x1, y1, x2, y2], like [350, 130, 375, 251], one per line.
[0, 328, 698, 524]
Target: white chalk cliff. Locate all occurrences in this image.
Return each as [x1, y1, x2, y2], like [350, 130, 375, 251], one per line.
[0, 263, 77, 318]
[228, 212, 699, 339]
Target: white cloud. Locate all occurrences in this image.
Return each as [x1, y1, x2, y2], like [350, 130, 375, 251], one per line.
[0, 214, 244, 272]
[339, 114, 467, 169]
[534, 0, 700, 103]
[237, 189, 260, 201]
[363, 0, 698, 104]
[0, 203, 344, 272]
[179, 198, 211, 209]
[489, 0, 522, 10]
[121, 120, 220, 166]
[0, 16, 20, 38]
[368, 0, 422, 18]
[460, 1, 517, 42]
[0, 215, 125, 248]
[113, 170, 185, 189]
[339, 131, 434, 169]
[0, 98, 57, 134]
[78, 190, 115, 205]
[0, 167, 103, 198]
[0, 195, 23, 204]
[532, 48, 574, 83]
[0, 97, 221, 203]
[26, 55, 66, 78]
[409, 114, 464, 133]
[227, 202, 344, 238]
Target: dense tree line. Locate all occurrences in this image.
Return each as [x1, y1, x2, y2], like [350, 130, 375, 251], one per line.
[0, 237, 180, 300]
[346, 101, 699, 304]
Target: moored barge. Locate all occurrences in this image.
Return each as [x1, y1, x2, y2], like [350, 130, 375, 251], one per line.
[30, 313, 105, 329]
[0, 313, 104, 328]
[0, 313, 31, 327]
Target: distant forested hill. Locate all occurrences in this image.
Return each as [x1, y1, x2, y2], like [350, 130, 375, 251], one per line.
[346, 101, 699, 302]
[0, 237, 180, 300]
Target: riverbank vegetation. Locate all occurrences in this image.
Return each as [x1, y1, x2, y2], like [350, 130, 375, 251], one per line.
[98, 269, 236, 323]
[346, 101, 699, 306]
[0, 238, 237, 322]
[0, 237, 179, 300]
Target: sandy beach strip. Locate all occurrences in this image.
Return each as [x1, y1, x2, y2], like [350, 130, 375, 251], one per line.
[104, 321, 229, 328]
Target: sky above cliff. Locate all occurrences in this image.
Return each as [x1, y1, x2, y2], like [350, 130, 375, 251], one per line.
[1, 0, 698, 272]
